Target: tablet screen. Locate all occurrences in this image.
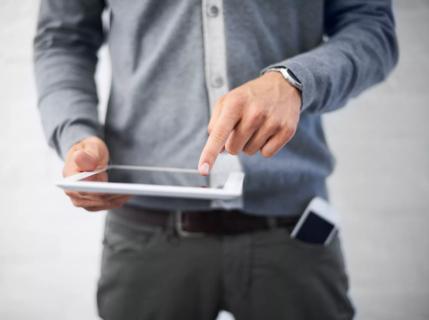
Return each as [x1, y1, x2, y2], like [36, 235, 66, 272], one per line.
[77, 167, 225, 189]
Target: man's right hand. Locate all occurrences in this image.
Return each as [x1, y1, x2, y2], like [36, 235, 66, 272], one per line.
[63, 136, 130, 212]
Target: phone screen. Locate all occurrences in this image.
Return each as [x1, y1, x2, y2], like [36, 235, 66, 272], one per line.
[77, 167, 226, 189]
[293, 211, 335, 244]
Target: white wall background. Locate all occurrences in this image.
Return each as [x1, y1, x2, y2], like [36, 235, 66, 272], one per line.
[0, 1, 428, 319]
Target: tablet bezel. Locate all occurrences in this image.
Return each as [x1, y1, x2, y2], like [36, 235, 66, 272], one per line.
[56, 165, 244, 200]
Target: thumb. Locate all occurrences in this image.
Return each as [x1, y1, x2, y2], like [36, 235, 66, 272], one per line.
[73, 148, 100, 172]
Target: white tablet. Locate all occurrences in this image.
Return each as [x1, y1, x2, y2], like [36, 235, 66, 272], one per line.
[56, 165, 244, 200]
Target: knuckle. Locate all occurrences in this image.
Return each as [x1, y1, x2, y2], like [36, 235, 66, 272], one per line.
[71, 199, 82, 208]
[267, 120, 282, 132]
[284, 124, 297, 138]
[247, 119, 260, 131]
[225, 143, 239, 155]
[231, 126, 245, 139]
[243, 147, 257, 156]
[210, 130, 226, 144]
[243, 140, 259, 154]
[227, 91, 246, 107]
[261, 148, 275, 158]
[248, 110, 265, 127]
[64, 190, 74, 198]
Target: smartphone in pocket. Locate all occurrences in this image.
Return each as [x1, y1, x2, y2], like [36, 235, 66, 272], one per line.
[290, 197, 339, 246]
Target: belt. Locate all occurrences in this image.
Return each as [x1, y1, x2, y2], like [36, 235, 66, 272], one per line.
[112, 206, 300, 237]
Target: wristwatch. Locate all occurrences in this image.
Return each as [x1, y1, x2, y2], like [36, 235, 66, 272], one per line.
[262, 66, 303, 91]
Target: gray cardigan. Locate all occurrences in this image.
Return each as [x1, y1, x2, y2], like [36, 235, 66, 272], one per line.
[34, 0, 398, 216]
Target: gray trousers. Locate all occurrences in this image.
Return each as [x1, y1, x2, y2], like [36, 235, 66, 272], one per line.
[97, 211, 355, 320]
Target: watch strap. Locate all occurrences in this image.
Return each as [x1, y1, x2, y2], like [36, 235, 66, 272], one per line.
[262, 66, 303, 91]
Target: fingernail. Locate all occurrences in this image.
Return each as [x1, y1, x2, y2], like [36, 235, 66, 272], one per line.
[199, 162, 210, 176]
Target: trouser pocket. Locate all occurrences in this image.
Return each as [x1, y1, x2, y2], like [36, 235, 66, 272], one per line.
[101, 212, 161, 256]
[241, 228, 355, 320]
[97, 212, 163, 320]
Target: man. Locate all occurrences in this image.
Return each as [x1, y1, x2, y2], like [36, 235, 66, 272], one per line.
[34, 0, 398, 319]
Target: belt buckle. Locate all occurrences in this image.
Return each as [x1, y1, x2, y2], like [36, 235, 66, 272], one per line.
[175, 211, 206, 238]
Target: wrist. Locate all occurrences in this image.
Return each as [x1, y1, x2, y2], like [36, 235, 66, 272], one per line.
[262, 70, 302, 111]
[263, 70, 302, 102]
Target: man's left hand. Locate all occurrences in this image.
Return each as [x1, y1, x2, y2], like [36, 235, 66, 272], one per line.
[198, 71, 302, 175]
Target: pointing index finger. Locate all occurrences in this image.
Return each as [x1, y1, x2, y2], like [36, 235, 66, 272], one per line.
[198, 107, 240, 175]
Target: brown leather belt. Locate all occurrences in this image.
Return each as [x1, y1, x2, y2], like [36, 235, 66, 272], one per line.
[112, 206, 300, 237]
